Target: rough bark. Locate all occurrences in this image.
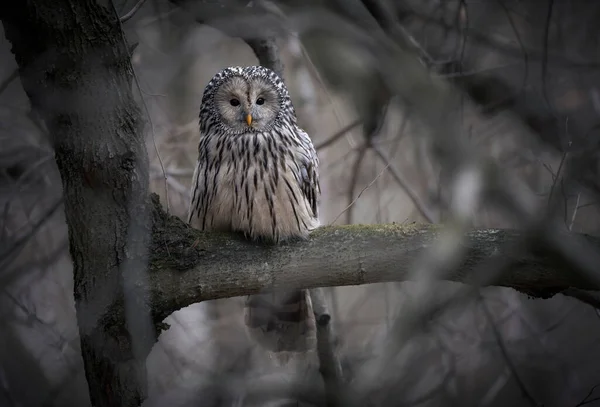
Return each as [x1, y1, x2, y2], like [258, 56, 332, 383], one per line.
[0, 1, 154, 406]
[149, 194, 600, 329]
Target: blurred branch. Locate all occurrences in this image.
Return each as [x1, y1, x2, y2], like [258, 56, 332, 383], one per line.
[309, 288, 344, 407]
[246, 37, 284, 79]
[316, 120, 362, 151]
[119, 0, 148, 22]
[479, 294, 540, 407]
[1, 1, 154, 405]
[405, 9, 600, 70]
[0, 69, 18, 95]
[360, 0, 434, 64]
[148, 194, 600, 327]
[336, 152, 386, 225]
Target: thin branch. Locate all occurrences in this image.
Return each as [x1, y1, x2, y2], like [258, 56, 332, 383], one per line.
[0, 69, 18, 95]
[112, 0, 169, 213]
[541, 0, 556, 114]
[371, 143, 436, 223]
[547, 149, 567, 207]
[332, 157, 388, 225]
[575, 383, 600, 407]
[479, 294, 540, 407]
[119, 0, 148, 22]
[406, 8, 599, 70]
[436, 62, 517, 78]
[315, 120, 362, 151]
[344, 144, 369, 224]
[569, 192, 581, 231]
[493, 0, 529, 116]
[360, 0, 435, 65]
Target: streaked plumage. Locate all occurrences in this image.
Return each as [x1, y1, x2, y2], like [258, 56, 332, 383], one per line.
[188, 66, 320, 357]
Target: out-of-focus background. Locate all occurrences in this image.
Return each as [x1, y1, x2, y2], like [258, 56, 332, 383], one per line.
[2, 1, 600, 406]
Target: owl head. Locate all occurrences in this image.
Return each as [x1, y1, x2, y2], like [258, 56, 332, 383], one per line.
[199, 66, 297, 135]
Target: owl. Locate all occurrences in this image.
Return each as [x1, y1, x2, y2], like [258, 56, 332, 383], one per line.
[188, 66, 321, 359]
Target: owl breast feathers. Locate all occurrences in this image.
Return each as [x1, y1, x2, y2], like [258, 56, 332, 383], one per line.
[188, 65, 320, 357]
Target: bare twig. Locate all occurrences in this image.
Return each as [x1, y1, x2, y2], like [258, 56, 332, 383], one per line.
[541, 0, 556, 113]
[479, 294, 540, 407]
[547, 150, 567, 207]
[575, 383, 600, 407]
[569, 192, 581, 231]
[112, 0, 169, 213]
[119, 0, 148, 22]
[371, 143, 436, 223]
[331, 158, 389, 225]
[0, 69, 18, 95]
[315, 120, 362, 151]
[360, 0, 435, 65]
[438, 62, 518, 78]
[344, 144, 369, 224]
[406, 8, 599, 70]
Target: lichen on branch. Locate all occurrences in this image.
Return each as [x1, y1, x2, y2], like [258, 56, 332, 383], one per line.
[147, 194, 600, 328]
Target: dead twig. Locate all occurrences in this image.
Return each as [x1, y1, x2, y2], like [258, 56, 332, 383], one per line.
[119, 0, 148, 22]
[0, 69, 18, 96]
[371, 143, 436, 223]
[479, 294, 540, 407]
[316, 120, 363, 151]
[332, 157, 389, 225]
[575, 383, 600, 407]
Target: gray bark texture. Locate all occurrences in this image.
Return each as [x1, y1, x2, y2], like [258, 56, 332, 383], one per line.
[0, 1, 154, 406]
[149, 193, 600, 327]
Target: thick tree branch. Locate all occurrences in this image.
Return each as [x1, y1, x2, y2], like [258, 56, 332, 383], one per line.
[148, 195, 600, 327]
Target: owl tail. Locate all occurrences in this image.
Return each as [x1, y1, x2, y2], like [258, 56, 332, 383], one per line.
[244, 289, 316, 364]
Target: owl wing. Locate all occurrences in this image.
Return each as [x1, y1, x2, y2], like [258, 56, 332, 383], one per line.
[187, 133, 210, 228]
[295, 127, 321, 219]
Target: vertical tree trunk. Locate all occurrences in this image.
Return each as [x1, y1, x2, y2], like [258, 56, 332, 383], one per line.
[0, 1, 155, 406]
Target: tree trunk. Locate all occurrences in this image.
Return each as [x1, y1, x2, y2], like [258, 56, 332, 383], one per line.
[0, 1, 155, 406]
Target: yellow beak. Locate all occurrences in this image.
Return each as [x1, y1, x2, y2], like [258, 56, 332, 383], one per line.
[246, 114, 253, 126]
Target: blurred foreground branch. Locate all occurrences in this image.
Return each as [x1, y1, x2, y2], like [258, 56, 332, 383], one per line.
[309, 288, 344, 407]
[148, 195, 600, 327]
[1, 1, 154, 406]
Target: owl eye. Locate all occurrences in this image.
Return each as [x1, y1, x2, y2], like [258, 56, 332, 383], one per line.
[256, 97, 265, 105]
[230, 99, 240, 106]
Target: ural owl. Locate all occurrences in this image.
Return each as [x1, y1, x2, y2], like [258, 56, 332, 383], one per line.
[188, 66, 321, 359]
